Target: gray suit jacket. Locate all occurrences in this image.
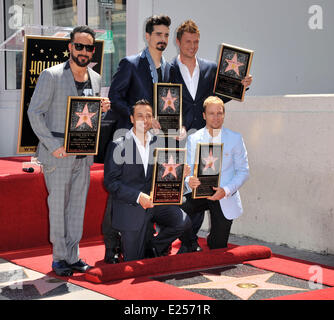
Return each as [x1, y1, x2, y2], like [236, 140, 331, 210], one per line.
[28, 61, 101, 167]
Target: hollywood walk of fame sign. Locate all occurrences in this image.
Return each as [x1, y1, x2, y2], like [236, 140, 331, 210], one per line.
[17, 35, 104, 154]
[64, 96, 103, 155]
[193, 143, 224, 199]
[154, 83, 182, 136]
[151, 148, 186, 205]
[214, 43, 253, 102]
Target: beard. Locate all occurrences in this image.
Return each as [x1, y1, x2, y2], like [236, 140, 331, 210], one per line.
[156, 42, 167, 52]
[71, 53, 92, 67]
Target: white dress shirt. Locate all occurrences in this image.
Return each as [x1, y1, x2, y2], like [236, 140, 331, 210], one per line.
[130, 128, 152, 176]
[130, 128, 152, 203]
[177, 55, 200, 100]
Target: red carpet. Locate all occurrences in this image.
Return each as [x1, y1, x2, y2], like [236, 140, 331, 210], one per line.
[86, 244, 271, 283]
[245, 254, 334, 300]
[0, 157, 107, 252]
[1, 238, 333, 300]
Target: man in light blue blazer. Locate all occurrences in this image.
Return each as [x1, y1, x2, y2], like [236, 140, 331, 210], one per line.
[170, 20, 252, 251]
[179, 96, 249, 251]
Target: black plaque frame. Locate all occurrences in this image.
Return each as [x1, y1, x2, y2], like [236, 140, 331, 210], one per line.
[17, 35, 104, 154]
[151, 148, 186, 205]
[192, 143, 224, 199]
[154, 83, 182, 136]
[64, 96, 103, 155]
[214, 43, 253, 102]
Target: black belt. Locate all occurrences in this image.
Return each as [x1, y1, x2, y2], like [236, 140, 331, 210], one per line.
[51, 131, 86, 159]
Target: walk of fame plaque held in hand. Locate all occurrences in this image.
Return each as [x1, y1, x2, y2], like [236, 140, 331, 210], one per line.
[193, 143, 224, 199]
[154, 83, 182, 136]
[151, 148, 187, 205]
[214, 43, 254, 102]
[64, 96, 102, 155]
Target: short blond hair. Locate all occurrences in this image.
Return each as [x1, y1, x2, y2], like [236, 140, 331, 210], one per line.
[203, 96, 225, 113]
[176, 19, 200, 41]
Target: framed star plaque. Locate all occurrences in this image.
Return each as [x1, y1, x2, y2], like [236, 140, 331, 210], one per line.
[151, 148, 187, 205]
[193, 143, 224, 199]
[153, 83, 182, 136]
[64, 96, 103, 155]
[17, 35, 104, 154]
[214, 43, 253, 102]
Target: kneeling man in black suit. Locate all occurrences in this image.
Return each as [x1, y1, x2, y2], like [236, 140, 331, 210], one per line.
[104, 100, 191, 261]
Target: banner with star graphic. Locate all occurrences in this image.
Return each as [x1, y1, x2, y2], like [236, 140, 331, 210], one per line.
[214, 43, 253, 102]
[193, 143, 224, 199]
[17, 35, 104, 154]
[154, 83, 182, 136]
[64, 96, 103, 155]
[151, 148, 186, 205]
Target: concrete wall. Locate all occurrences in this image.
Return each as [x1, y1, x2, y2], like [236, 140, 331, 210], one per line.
[200, 95, 334, 255]
[125, 0, 334, 255]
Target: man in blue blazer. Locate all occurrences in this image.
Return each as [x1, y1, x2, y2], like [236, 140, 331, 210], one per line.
[104, 100, 191, 261]
[180, 96, 250, 251]
[103, 15, 172, 262]
[170, 20, 252, 252]
[108, 15, 172, 132]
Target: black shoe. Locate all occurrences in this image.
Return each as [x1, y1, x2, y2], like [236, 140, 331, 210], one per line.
[70, 259, 91, 273]
[177, 244, 191, 254]
[52, 260, 73, 277]
[104, 247, 120, 264]
[190, 241, 203, 252]
[145, 245, 160, 258]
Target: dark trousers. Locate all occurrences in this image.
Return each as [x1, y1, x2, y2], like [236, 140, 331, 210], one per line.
[122, 205, 191, 261]
[102, 194, 121, 249]
[102, 193, 157, 256]
[180, 193, 233, 249]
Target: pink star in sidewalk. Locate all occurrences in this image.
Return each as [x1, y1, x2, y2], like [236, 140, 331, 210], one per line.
[161, 89, 177, 112]
[162, 155, 181, 179]
[224, 53, 244, 76]
[202, 149, 219, 172]
[75, 103, 97, 128]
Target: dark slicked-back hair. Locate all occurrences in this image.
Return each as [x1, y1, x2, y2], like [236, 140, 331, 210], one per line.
[70, 25, 96, 42]
[145, 15, 171, 34]
[131, 99, 152, 115]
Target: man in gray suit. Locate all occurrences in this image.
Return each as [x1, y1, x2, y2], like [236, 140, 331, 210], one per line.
[28, 26, 110, 276]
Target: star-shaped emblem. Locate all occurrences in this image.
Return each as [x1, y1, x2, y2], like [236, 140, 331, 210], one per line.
[202, 149, 219, 172]
[75, 104, 97, 128]
[63, 50, 70, 58]
[180, 271, 306, 300]
[224, 53, 244, 76]
[161, 89, 177, 112]
[161, 155, 181, 179]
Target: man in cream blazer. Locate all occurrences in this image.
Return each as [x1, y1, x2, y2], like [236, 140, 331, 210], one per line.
[179, 96, 249, 252]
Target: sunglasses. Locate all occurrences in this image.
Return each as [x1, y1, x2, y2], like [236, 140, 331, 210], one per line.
[72, 42, 95, 52]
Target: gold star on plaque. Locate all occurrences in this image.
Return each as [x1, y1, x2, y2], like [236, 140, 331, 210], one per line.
[54, 55, 58, 59]
[40, 49, 44, 54]
[63, 50, 70, 58]
[180, 272, 306, 300]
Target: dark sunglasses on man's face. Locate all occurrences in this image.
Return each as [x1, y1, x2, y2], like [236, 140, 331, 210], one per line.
[72, 42, 95, 52]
